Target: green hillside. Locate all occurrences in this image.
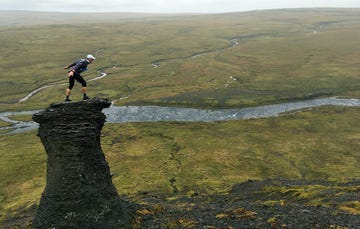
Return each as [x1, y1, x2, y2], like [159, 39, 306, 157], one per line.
[1, 106, 359, 227]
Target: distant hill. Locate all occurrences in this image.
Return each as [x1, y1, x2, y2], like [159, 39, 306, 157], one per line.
[0, 10, 196, 26]
[3, 8, 360, 26]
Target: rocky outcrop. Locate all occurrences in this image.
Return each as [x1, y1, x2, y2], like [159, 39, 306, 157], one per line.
[32, 98, 131, 229]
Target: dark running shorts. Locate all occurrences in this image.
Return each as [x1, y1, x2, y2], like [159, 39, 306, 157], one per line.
[68, 74, 87, 89]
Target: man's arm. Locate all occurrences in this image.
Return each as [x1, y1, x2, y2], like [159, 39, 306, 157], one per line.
[63, 61, 77, 70]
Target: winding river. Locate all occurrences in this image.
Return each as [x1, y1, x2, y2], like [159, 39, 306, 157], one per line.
[1, 97, 359, 135]
[3, 31, 359, 135]
[17, 33, 268, 103]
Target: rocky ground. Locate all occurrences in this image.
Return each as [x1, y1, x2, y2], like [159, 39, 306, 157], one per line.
[132, 179, 360, 228]
[3, 180, 360, 229]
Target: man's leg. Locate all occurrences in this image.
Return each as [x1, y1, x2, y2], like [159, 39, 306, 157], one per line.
[82, 86, 87, 94]
[75, 74, 90, 100]
[65, 77, 75, 102]
[82, 87, 90, 100]
[66, 88, 72, 96]
[65, 88, 72, 102]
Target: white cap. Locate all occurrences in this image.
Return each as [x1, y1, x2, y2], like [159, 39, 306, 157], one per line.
[87, 54, 96, 60]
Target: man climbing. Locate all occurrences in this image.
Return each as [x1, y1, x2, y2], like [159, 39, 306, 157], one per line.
[63, 54, 96, 102]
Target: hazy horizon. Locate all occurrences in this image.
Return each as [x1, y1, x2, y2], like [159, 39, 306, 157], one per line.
[1, 0, 360, 14]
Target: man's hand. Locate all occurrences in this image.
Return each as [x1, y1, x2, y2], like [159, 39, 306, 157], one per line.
[68, 71, 74, 77]
[64, 66, 69, 69]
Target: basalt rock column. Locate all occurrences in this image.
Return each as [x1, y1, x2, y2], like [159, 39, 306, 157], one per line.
[32, 98, 130, 229]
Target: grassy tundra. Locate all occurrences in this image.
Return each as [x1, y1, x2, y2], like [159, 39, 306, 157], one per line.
[0, 9, 359, 226]
[0, 9, 359, 111]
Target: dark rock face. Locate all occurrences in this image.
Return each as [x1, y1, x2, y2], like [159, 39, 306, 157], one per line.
[32, 98, 130, 229]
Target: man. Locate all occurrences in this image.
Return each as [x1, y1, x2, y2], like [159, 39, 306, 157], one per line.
[63, 54, 96, 102]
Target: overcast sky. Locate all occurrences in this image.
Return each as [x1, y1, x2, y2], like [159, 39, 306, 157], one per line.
[1, 0, 360, 13]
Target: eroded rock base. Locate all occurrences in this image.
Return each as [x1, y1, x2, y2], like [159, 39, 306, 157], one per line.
[32, 98, 131, 229]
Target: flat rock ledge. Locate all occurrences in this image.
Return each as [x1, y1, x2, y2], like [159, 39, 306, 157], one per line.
[32, 98, 132, 229]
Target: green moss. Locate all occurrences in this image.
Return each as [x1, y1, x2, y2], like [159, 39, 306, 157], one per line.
[0, 120, 12, 128]
[262, 182, 360, 213]
[6, 114, 33, 122]
[0, 131, 46, 221]
[340, 201, 360, 214]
